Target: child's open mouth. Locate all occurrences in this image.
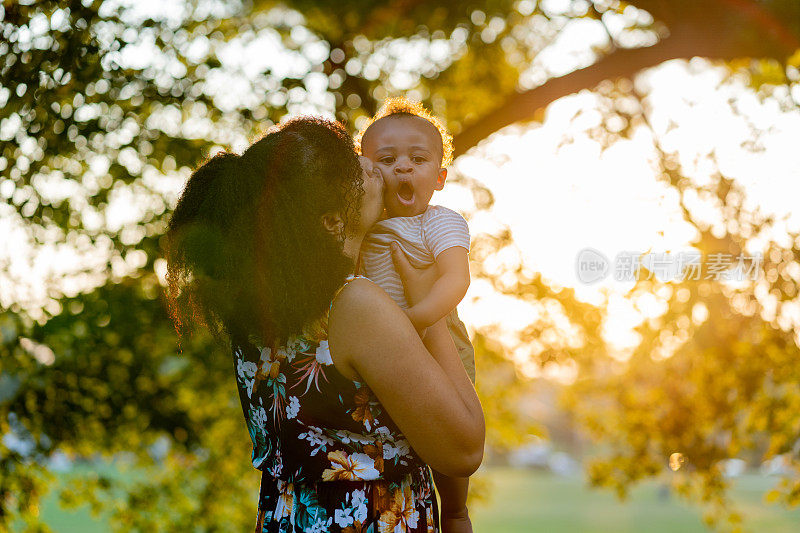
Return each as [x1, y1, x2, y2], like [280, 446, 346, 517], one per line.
[397, 181, 415, 206]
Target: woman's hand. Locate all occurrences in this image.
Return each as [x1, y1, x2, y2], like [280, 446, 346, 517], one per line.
[390, 242, 438, 306]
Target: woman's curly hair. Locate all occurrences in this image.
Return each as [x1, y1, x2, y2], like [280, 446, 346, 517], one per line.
[164, 116, 364, 348]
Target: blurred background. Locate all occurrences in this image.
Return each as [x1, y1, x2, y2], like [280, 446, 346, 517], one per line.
[2, 0, 800, 531]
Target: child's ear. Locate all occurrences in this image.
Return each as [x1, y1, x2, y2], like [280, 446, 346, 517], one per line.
[435, 168, 447, 191]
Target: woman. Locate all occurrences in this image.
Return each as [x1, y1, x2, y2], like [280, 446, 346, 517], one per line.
[165, 116, 484, 532]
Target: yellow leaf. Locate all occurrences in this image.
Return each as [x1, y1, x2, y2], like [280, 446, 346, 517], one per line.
[788, 49, 800, 69]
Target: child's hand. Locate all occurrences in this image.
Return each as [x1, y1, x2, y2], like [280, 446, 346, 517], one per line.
[390, 242, 438, 306]
[441, 507, 473, 533]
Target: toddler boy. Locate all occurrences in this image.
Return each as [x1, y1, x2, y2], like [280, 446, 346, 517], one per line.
[356, 97, 476, 531]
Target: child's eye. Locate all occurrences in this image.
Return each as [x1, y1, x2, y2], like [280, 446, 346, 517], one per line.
[379, 157, 395, 164]
[412, 156, 427, 163]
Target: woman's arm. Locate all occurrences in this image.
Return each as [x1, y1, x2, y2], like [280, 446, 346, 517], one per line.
[405, 246, 470, 331]
[327, 279, 485, 478]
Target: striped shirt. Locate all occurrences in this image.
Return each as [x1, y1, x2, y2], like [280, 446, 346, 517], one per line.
[360, 204, 470, 309]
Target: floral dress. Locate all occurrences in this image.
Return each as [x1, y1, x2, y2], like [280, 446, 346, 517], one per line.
[232, 274, 440, 533]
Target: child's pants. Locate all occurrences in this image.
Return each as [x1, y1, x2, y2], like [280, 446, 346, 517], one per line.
[445, 307, 476, 386]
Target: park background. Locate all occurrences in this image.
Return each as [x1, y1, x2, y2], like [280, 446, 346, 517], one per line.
[2, 0, 800, 531]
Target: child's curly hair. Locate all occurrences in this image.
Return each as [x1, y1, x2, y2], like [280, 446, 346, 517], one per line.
[355, 97, 454, 167]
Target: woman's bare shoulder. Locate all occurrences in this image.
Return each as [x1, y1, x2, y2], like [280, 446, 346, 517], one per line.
[327, 277, 408, 368]
[330, 276, 402, 327]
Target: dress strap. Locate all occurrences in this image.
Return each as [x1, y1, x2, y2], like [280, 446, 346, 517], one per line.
[328, 274, 371, 315]
[304, 275, 373, 341]
[328, 274, 371, 316]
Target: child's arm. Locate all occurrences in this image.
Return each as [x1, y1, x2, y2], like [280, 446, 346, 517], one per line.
[406, 246, 469, 332]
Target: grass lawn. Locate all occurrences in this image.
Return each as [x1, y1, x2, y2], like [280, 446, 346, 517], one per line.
[470, 466, 800, 533]
[33, 466, 800, 532]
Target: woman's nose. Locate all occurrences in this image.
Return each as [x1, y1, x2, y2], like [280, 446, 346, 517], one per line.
[359, 155, 373, 173]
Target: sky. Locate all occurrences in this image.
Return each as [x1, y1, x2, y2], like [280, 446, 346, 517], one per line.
[2, 1, 799, 381]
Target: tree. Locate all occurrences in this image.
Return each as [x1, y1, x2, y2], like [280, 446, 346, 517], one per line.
[1, 0, 799, 530]
[560, 90, 800, 530]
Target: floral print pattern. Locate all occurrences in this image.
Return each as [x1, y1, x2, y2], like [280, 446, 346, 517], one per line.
[233, 274, 440, 532]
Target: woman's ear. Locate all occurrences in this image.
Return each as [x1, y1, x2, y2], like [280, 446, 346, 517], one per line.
[321, 212, 345, 235]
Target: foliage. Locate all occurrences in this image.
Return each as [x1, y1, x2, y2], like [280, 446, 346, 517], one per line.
[1, 0, 800, 531]
[559, 88, 800, 531]
[1, 273, 258, 530]
[0, 0, 533, 528]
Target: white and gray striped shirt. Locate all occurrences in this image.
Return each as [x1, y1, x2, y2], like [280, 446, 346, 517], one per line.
[360, 204, 470, 309]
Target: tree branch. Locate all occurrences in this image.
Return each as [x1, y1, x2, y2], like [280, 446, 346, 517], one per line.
[452, 32, 716, 156]
[452, 0, 800, 157]
[714, 0, 800, 53]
